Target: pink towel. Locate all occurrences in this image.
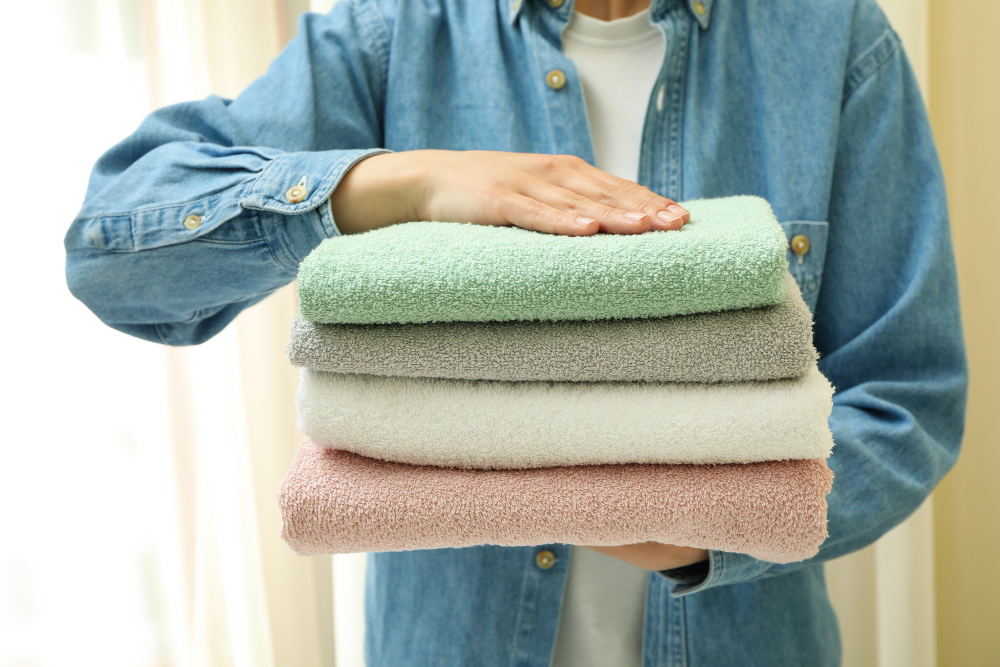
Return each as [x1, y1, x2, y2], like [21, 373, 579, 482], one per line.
[279, 439, 834, 564]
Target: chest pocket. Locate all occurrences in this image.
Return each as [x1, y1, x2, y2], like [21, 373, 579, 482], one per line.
[778, 220, 830, 314]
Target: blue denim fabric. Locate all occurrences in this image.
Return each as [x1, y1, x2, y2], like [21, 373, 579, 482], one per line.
[64, 0, 969, 664]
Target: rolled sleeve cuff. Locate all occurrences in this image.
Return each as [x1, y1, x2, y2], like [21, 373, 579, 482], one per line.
[657, 550, 776, 596]
[241, 147, 394, 270]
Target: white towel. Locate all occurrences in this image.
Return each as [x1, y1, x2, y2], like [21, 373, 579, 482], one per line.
[297, 366, 836, 469]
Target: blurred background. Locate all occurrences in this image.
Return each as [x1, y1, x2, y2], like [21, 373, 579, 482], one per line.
[0, 0, 995, 665]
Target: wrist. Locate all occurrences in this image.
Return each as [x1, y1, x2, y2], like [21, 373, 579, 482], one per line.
[383, 149, 433, 222]
[329, 150, 429, 235]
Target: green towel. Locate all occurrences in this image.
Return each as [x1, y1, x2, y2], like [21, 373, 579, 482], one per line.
[297, 195, 789, 324]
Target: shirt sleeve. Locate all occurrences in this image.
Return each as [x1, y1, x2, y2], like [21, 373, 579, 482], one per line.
[659, 17, 969, 595]
[64, 0, 394, 345]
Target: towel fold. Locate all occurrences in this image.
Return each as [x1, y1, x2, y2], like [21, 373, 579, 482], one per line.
[278, 440, 833, 563]
[296, 196, 790, 324]
[288, 271, 816, 383]
[297, 364, 835, 468]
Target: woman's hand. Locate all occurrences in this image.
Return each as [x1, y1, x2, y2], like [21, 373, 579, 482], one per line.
[581, 542, 709, 571]
[330, 149, 690, 236]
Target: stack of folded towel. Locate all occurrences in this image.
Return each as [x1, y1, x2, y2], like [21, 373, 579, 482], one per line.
[278, 195, 836, 564]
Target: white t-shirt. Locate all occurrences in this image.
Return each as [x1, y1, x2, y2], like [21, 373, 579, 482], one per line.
[562, 7, 666, 183]
[550, 8, 666, 667]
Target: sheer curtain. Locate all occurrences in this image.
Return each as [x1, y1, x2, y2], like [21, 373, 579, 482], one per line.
[142, 0, 335, 665]
[0, 2, 179, 664]
[0, 0, 332, 665]
[0, 1, 946, 666]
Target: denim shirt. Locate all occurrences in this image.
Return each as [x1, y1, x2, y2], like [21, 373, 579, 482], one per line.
[64, 0, 969, 664]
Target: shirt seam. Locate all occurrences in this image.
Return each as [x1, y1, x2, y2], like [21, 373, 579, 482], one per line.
[93, 237, 271, 255]
[528, 9, 560, 157]
[842, 26, 900, 103]
[669, 10, 689, 200]
[78, 190, 236, 220]
[506, 553, 532, 667]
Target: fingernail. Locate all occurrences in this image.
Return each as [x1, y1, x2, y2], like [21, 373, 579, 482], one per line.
[575, 216, 596, 228]
[656, 210, 684, 225]
[667, 204, 688, 217]
[624, 211, 651, 223]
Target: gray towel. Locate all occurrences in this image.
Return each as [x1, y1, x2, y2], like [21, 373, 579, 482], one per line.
[287, 271, 817, 383]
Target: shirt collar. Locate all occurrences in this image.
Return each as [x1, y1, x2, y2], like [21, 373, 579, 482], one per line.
[505, 0, 714, 31]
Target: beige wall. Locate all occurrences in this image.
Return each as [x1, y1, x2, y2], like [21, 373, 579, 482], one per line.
[929, 1, 1000, 664]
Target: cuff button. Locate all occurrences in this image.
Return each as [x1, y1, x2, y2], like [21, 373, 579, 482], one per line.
[183, 214, 203, 230]
[286, 185, 307, 203]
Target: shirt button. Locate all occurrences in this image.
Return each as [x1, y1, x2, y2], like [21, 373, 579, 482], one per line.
[790, 234, 811, 256]
[183, 214, 202, 230]
[545, 69, 567, 90]
[693, 1, 707, 15]
[535, 549, 557, 570]
[286, 184, 308, 203]
[547, 0, 565, 7]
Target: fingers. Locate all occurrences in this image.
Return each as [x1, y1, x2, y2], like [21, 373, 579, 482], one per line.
[495, 192, 600, 236]
[518, 182, 654, 235]
[553, 154, 690, 229]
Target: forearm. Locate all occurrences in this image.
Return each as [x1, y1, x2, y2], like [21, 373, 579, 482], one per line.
[583, 543, 708, 571]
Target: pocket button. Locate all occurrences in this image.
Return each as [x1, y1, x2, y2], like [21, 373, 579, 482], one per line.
[791, 234, 810, 256]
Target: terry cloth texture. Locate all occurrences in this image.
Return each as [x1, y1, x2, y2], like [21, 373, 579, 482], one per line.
[296, 364, 836, 468]
[287, 271, 816, 383]
[278, 439, 834, 563]
[296, 195, 790, 324]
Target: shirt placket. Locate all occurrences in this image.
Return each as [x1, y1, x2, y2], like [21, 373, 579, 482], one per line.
[522, 0, 690, 196]
[508, 544, 570, 667]
[644, 573, 690, 667]
[524, 0, 596, 163]
[640, 3, 691, 202]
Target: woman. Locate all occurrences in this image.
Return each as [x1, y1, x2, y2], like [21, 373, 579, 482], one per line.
[64, 0, 968, 664]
